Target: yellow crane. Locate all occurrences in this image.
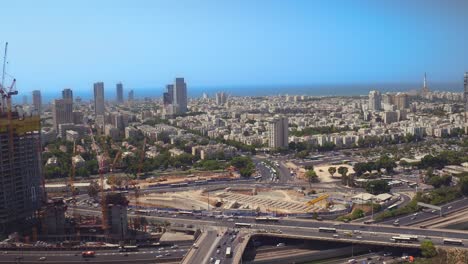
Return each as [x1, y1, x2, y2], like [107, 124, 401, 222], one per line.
[306, 194, 329, 207]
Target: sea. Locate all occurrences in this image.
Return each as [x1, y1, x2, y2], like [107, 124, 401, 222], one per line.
[16, 82, 464, 104]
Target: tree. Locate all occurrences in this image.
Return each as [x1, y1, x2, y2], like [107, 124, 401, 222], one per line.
[337, 166, 349, 185]
[230, 156, 255, 177]
[366, 180, 391, 195]
[460, 176, 468, 196]
[420, 240, 437, 258]
[328, 167, 337, 177]
[87, 181, 100, 198]
[306, 170, 319, 186]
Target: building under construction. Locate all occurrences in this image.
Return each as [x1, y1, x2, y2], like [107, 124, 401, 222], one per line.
[0, 111, 43, 233]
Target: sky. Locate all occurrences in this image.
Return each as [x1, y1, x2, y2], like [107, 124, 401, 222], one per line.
[1, 0, 468, 98]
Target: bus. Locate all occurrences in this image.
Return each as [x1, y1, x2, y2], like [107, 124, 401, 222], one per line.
[226, 247, 232, 258]
[170, 183, 189, 188]
[135, 210, 151, 216]
[234, 223, 252, 228]
[255, 217, 280, 222]
[387, 204, 398, 210]
[214, 260, 221, 264]
[402, 235, 419, 241]
[178, 211, 194, 216]
[254, 175, 262, 180]
[119, 245, 139, 252]
[364, 219, 375, 225]
[443, 239, 463, 245]
[391, 236, 412, 243]
[318, 227, 337, 233]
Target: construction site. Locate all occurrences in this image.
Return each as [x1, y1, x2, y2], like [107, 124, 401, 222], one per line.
[138, 186, 348, 215]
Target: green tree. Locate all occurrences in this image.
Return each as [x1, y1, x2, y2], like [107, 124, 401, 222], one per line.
[306, 170, 319, 186]
[328, 167, 337, 177]
[230, 156, 255, 177]
[366, 180, 391, 195]
[460, 175, 468, 196]
[337, 166, 349, 185]
[420, 240, 437, 258]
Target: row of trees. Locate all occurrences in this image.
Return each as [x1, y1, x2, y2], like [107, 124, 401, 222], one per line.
[353, 155, 397, 176]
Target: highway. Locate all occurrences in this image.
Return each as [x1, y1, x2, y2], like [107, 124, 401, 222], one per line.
[74, 207, 468, 247]
[0, 246, 187, 263]
[379, 197, 468, 226]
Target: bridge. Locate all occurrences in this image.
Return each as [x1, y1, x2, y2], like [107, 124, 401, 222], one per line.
[74, 207, 468, 263]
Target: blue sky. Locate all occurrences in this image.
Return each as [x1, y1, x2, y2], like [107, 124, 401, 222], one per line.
[2, 0, 468, 96]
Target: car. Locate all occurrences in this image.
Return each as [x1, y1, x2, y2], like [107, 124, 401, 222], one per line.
[448, 206, 453, 210]
[333, 234, 339, 238]
[171, 245, 179, 249]
[216, 249, 220, 254]
[156, 255, 163, 258]
[410, 217, 416, 220]
[353, 230, 361, 234]
[356, 236, 362, 239]
[39, 257, 47, 261]
[193, 243, 199, 249]
[165, 253, 171, 256]
[82, 251, 95, 257]
[123, 253, 128, 257]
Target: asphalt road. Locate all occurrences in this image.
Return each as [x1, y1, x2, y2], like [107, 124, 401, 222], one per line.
[0, 246, 187, 263]
[379, 197, 468, 226]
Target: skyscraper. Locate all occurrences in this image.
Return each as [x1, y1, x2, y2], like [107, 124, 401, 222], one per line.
[0, 111, 43, 231]
[368, 90, 382, 111]
[52, 99, 73, 130]
[163, 84, 174, 105]
[421, 72, 430, 96]
[128, 90, 134, 101]
[268, 116, 289, 149]
[62, 88, 73, 102]
[395, 92, 409, 110]
[32, 90, 42, 114]
[173, 78, 188, 114]
[116, 82, 124, 103]
[215, 92, 228, 105]
[94, 82, 105, 116]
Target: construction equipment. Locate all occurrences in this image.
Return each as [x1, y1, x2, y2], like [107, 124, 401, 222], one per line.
[88, 126, 108, 233]
[306, 194, 329, 207]
[69, 141, 79, 225]
[132, 138, 146, 230]
[109, 150, 122, 191]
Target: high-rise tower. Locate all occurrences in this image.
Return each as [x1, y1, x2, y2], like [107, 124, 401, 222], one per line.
[32, 90, 42, 115]
[116, 83, 124, 103]
[421, 72, 430, 96]
[268, 116, 289, 149]
[368, 90, 382, 111]
[173, 78, 188, 114]
[52, 99, 73, 130]
[94, 82, 105, 116]
[62, 88, 73, 102]
[0, 111, 43, 231]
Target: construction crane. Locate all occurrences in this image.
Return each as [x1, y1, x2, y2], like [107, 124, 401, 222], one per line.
[132, 138, 146, 230]
[88, 126, 109, 233]
[67, 140, 82, 240]
[109, 150, 122, 191]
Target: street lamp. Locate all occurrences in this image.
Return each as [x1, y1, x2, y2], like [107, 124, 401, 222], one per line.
[370, 184, 375, 221]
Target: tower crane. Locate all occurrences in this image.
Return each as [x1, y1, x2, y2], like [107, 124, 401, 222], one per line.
[132, 138, 146, 230]
[88, 126, 109, 233]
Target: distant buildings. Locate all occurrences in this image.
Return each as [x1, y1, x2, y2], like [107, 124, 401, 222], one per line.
[164, 78, 188, 115]
[128, 89, 134, 102]
[32, 90, 42, 114]
[0, 111, 43, 231]
[465, 72, 468, 132]
[368, 90, 382, 111]
[62, 88, 73, 102]
[395, 92, 409, 110]
[268, 116, 289, 149]
[216, 92, 228, 105]
[116, 82, 124, 103]
[421, 72, 430, 96]
[52, 99, 73, 130]
[94, 82, 105, 116]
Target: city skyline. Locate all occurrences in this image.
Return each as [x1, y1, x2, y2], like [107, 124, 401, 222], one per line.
[2, 0, 468, 95]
